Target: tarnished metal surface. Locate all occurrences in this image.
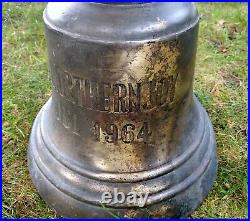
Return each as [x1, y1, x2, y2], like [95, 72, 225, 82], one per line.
[28, 2, 217, 218]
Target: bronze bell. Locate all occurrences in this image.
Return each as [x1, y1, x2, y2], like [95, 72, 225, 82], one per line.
[28, 2, 217, 218]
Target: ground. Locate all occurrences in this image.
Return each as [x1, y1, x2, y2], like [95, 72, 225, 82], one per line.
[2, 2, 248, 218]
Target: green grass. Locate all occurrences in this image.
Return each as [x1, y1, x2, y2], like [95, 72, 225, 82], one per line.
[2, 2, 248, 218]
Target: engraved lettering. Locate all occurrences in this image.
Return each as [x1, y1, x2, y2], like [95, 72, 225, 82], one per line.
[51, 67, 178, 113]
[105, 124, 118, 143]
[137, 122, 151, 143]
[79, 78, 86, 107]
[93, 121, 151, 144]
[160, 78, 169, 105]
[65, 73, 74, 103]
[113, 84, 127, 113]
[128, 83, 141, 112]
[121, 124, 135, 143]
[99, 83, 111, 111]
[91, 81, 99, 109]
[156, 78, 165, 105]
[85, 79, 91, 108]
[93, 122, 100, 141]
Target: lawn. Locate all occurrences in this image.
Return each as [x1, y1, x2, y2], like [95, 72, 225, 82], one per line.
[2, 2, 248, 218]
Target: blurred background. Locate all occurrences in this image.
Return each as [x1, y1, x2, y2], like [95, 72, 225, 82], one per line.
[2, 2, 248, 218]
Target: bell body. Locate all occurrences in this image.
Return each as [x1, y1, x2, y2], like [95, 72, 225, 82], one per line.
[28, 2, 217, 218]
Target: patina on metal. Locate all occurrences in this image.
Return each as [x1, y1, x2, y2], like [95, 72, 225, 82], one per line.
[28, 2, 217, 218]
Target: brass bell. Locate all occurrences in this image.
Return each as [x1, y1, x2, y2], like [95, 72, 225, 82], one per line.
[28, 2, 217, 218]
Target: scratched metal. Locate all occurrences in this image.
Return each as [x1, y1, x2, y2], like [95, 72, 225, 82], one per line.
[28, 2, 217, 218]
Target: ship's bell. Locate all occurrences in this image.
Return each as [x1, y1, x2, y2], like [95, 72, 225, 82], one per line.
[28, 2, 217, 218]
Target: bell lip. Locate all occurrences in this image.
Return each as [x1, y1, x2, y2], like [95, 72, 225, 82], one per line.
[43, 2, 199, 44]
[28, 151, 217, 217]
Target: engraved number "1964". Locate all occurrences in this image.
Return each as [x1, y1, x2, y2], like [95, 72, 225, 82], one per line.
[93, 122, 151, 144]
